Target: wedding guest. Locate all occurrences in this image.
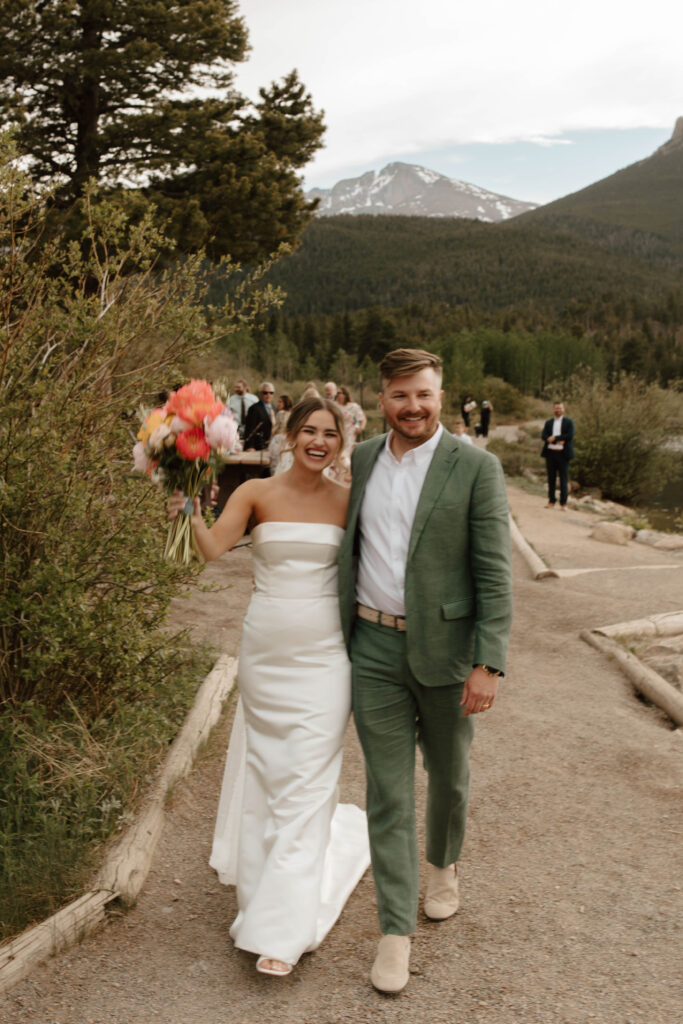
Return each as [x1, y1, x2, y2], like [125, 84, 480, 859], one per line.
[479, 399, 493, 438]
[228, 379, 258, 440]
[244, 382, 275, 451]
[541, 400, 575, 510]
[461, 394, 477, 427]
[324, 381, 338, 400]
[452, 418, 473, 444]
[268, 395, 294, 476]
[335, 386, 367, 450]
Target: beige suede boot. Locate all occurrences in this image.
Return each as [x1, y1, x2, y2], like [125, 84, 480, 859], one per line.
[370, 935, 411, 993]
[423, 862, 459, 920]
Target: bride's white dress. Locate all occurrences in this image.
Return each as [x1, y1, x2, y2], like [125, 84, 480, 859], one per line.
[209, 522, 370, 965]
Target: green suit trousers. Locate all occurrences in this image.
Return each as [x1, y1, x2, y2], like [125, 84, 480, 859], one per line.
[351, 617, 474, 935]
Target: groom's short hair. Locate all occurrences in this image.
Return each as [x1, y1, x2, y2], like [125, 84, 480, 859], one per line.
[379, 349, 443, 389]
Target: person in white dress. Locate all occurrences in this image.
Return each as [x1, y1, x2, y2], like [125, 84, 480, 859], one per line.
[168, 397, 369, 978]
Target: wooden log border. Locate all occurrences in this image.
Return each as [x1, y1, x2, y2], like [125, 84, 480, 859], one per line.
[591, 611, 683, 640]
[0, 654, 238, 997]
[509, 514, 559, 580]
[580, 624, 683, 728]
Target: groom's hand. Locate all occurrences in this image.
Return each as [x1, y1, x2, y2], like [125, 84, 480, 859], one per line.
[460, 667, 499, 716]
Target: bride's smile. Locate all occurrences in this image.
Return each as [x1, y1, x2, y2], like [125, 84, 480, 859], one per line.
[293, 410, 341, 470]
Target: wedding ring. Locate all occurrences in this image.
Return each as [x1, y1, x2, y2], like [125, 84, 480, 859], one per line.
[481, 703, 491, 709]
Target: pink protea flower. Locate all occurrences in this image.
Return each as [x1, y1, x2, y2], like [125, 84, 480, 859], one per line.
[166, 380, 224, 428]
[175, 427, 211, 461]
[204, 411, 238, 452]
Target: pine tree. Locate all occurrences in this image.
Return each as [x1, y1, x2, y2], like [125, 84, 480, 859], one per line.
[0, 1, 325, 261]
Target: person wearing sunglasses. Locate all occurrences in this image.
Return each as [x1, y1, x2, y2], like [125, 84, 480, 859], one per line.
[244, 382, 276, 451]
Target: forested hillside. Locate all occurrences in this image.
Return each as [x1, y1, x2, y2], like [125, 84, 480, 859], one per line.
[256, 215, 682, 317]
[223, 129, 683, 393]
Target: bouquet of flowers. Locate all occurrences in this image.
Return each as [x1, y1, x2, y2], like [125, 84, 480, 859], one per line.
[133, 379, 238, 563]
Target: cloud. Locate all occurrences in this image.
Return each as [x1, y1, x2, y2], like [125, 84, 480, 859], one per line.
[235, 0, 682, 191]
[528, 137, 575, 148]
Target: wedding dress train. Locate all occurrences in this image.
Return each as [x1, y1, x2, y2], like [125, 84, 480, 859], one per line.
[209, 522, 370, 966]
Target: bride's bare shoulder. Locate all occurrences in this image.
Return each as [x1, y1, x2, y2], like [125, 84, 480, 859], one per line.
[325, 478, 351, 512]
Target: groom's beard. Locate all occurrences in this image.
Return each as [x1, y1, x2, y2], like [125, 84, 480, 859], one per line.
[387, 412, 440, 447]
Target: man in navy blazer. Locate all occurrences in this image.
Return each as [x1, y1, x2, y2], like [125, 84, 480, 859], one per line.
[541, 401, 575, 509]
[244, 381, 275, 451]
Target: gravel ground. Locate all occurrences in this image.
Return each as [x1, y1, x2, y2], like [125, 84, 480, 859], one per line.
[1, 491, 682, 1024]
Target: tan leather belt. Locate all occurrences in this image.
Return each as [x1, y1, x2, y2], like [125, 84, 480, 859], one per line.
[356, 603, 407, 632]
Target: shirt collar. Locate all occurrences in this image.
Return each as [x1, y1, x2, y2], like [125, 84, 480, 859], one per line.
[383, 423, 444, 465]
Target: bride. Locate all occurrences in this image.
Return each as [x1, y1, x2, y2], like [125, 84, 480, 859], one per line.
[169, 396, 369, 977]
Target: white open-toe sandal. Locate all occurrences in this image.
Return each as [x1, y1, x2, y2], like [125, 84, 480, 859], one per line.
[256, 956, 293, 977]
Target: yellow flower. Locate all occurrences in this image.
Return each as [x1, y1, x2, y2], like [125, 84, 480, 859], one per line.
[137, 408, 167, 443]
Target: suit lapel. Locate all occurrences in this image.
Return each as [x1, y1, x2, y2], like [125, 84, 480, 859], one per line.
[407, 431, 460, 563]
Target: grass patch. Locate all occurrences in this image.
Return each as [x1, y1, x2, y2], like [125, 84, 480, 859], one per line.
[0, 643, 214, 941]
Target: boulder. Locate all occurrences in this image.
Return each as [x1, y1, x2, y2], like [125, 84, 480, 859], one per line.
[653, 534, 683, 551]
[590, 522, 636, 545]
[634, 529, 663, 546]
[635, 529, 683, 550]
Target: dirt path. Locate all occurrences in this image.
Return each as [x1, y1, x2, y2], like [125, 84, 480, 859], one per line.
[2, 493, 682, 1024]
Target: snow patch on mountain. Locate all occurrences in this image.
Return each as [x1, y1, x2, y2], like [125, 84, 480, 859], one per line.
[307, 162, 538, 222]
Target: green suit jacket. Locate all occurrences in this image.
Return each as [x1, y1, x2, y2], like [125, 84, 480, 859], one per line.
[337, 429, 513, 686]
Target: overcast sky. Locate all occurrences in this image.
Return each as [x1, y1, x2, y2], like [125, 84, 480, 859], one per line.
[233, 0, 682, 204]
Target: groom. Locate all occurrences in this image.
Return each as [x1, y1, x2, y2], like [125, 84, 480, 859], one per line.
[338, 348, 513, 993]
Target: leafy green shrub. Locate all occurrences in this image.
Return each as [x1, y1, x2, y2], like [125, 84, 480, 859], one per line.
[479, 376, 527, 418]
[486, 438, 540, 477]
[568, 374, 683, 503]
[0, 138, 277, 936]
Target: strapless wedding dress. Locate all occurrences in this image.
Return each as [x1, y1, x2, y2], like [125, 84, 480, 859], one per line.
[209, 522, 370, 966]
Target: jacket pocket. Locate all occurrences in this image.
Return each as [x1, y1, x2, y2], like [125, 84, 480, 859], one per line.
[441, 598, 474, 620]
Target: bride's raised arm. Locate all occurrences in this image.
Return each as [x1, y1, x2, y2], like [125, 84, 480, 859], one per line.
[168, 480, 259, 562]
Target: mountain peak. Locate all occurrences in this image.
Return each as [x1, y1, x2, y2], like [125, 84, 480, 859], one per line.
[306, 162, 537, 222]
[656, 116, 683, 155]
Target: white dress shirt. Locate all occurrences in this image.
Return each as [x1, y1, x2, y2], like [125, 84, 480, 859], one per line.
[228, 391, 257, 429]
[356, 424, 444, 616]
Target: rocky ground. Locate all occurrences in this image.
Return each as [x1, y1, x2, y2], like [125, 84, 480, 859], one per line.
[1, 473, 682, 1024]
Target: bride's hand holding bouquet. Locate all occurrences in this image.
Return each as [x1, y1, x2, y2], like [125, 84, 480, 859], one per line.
[133, 379, 238, 563]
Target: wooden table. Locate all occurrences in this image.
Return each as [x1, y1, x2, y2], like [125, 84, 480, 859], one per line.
[215, 450, 270, 509]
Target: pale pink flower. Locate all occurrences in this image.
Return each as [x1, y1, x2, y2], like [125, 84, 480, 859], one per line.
[170, 415, 192, 434]
[132, 441, 153, 474]
[204, 411, 238, 452]
[148, 422, 172, 452]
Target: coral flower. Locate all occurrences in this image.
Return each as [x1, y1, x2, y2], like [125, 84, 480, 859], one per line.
[175, 427, 211, 461]
[166, 380, 224, 428]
